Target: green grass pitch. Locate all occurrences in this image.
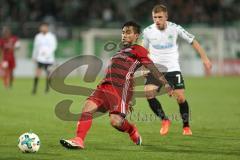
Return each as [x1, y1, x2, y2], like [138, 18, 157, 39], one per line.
[0, 77, 240, 160]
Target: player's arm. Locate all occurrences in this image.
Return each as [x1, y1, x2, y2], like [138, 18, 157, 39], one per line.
[191, 39, 212, 74]
[144, 63, 173, 96]
[14, 38, 21, 49]
[52, 34, 57, 52]
[32, 35, 38, 61]
[177, 24, 212, 74]
[0, 40, 3, 62]
[135, 46, 173, 95]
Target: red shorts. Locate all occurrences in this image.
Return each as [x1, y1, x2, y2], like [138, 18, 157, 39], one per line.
[87, 83, 132, 116]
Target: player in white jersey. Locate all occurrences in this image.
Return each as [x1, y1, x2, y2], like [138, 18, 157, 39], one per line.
[32, 22, 57, 94]
[142, 4, 212, 136]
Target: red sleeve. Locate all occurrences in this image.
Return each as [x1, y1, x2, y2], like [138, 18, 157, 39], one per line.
[0, 39, 2, 48]
[13, 36, 18, 43]
[132, 45, 153, 64]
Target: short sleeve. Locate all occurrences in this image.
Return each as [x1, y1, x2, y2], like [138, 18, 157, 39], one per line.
[176, 25, 195, 44]
[142, 29, 149, 49]
[0, 39, 3, 47]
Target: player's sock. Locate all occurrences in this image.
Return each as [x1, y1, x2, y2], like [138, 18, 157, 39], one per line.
[147, 98, 168, 120]
[45, 77, 49, 93]
[178, 100, 190, 127]
[32, 77, 38, 94]
[76, 112, 93, 141]
[118, 119, 135, 134]
[3, 69, 10, 88]
[45, 70, 50, 93]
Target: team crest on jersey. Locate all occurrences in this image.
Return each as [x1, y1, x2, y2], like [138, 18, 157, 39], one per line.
[168, 35, 173, 40]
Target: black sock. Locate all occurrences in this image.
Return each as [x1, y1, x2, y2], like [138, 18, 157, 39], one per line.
[179, 100, 190, 128]
[45, 70, 50, 93]
[45, 77, 49, 93]
[32, 77, 38, 94]
[147, 98, 168, 120]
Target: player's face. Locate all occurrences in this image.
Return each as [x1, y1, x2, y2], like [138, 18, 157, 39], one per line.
[40, 25, 49, 34]
[2, 28, 11, 38]
[152, 11, 168, 30]
[121, 26, 139, 45]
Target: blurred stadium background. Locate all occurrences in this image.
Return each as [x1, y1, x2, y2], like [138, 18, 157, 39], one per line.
[0, 0, 240, 77]
[1, 1, 240, 160]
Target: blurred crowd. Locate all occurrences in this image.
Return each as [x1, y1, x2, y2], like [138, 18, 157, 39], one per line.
[133, 0, 240, 25]
[0, 0, 125, 26]
[0, 0, 239, 37]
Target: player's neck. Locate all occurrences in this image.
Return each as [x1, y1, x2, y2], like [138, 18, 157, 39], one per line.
[121, 42, 138, 48]
[156, 22, 167, 31]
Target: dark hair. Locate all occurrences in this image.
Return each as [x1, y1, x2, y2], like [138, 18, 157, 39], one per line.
[122, 21, 141, 34]
[152, 4, 168, 13]
[40, 22, 49, 26]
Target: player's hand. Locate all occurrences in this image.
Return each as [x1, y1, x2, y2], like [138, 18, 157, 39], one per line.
[203, 59, 212, 76]
[141, 69, 150, 77]
[1, 61, 8, 69]
[164, 83, 174, 97]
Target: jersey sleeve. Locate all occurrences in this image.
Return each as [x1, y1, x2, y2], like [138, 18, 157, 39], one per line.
[51, 33, 57, 52]
[13, 36, 20, 48]
[32, 35, 38, 59]
[0, 39, 2, 48]
[176, 24, 195, 44]
[133, 45, 152, 65]
[142, 29, 149, 49]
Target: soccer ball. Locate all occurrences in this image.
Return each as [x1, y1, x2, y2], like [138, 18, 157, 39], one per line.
[18, 132, 40, 153]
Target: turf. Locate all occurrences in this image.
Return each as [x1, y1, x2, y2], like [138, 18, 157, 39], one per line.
[0, 77, 240, 160]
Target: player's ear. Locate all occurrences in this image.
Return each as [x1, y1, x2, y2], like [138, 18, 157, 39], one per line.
[135, 33, 139, 40]
[165, 12, 168, 20]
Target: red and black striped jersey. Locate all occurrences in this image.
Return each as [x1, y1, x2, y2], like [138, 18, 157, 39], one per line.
[100, 44, 152, 89]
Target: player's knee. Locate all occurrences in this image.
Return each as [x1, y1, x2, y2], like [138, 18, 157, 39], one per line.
[145, 91, 156, 99]
[144, 86, 156, 99]
[82, 100, 98, 114]
[177, 95, 186, 104]
[109, 114, 123, 128]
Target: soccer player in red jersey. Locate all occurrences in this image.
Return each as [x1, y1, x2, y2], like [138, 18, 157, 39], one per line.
[60, 21, 173, 149]
[0, 27, 20, 88]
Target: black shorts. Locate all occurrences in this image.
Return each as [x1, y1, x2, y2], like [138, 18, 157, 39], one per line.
[145, 71, 185, 90]
[37, 62, 52, 71]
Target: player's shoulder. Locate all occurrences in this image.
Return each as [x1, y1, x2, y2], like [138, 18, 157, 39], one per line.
[11, 35, 18, 41]
[167, 21, 184, 30]
[47, 32, 57, 39]
[131, 44, 148, 53]
[35, 33, 42, 38]
[143, 24, 155, 33]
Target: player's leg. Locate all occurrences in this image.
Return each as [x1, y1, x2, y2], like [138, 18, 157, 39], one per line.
[60, 100, 98, 149]
[174, 89, 192, 135]
[9, 57, 16, 88]
[9, 69, 14, 88]
[32, 63, 42, 94]
[3, 68, 10, 88]
[44, 64, 51, 93]
[169, 71, 192, 135]
[109, 113, 142, 145]
[2, 61, 10, 88]
[145, 84, 168, 120]
[145, 82, 170, 135]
